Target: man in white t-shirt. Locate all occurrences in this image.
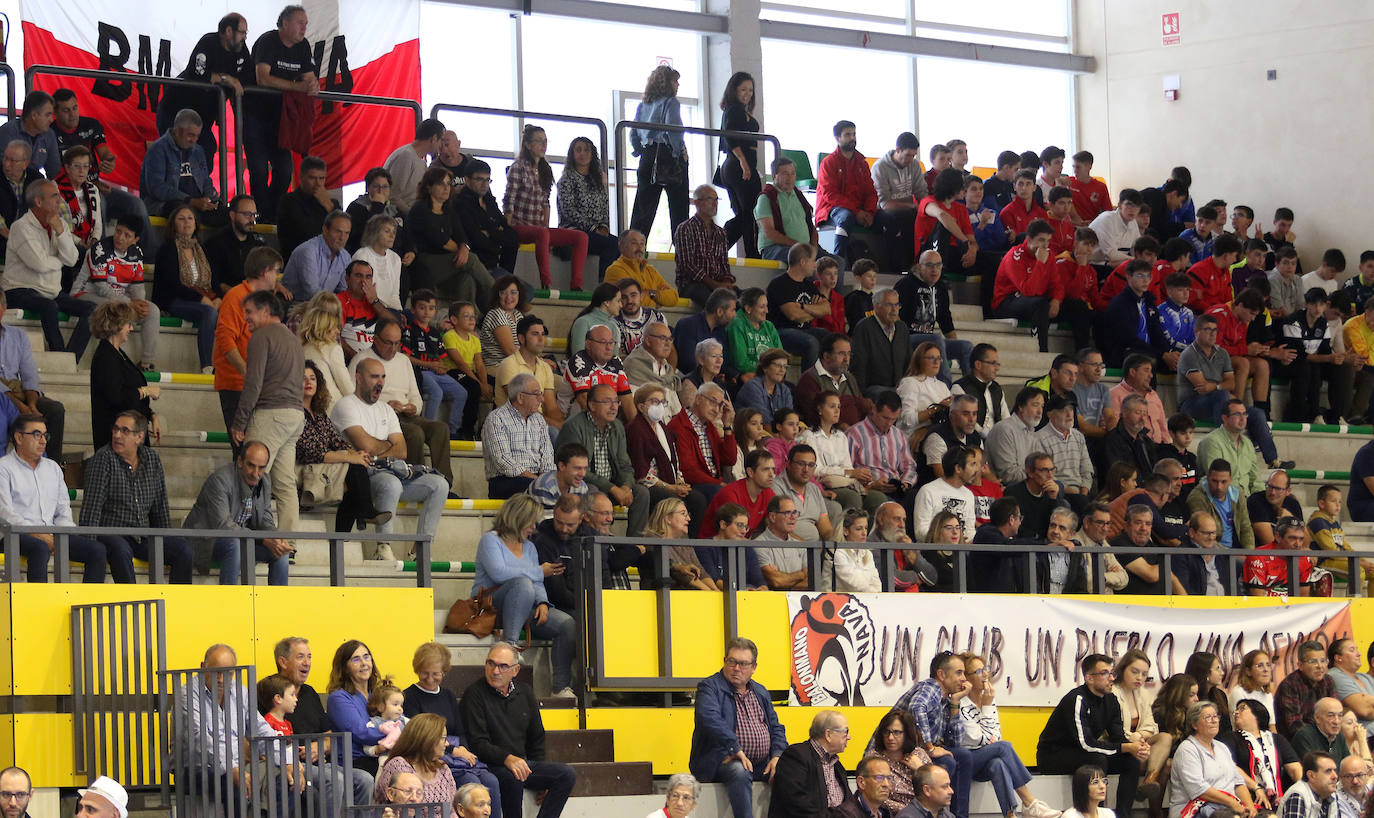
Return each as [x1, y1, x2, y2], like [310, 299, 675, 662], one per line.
[331, 357, 449, 561]
[912, 444, 978, 542]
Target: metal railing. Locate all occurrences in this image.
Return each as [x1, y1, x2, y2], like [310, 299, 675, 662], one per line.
[248, 731, 358, 817]
[0, 62, 14, 121]
[430, 103, 610, 187]
[582, 534, 1366, 691]
[0, 522, 435, 587]
[346, 804, 452, 817]
[238, 85, 423, 194]
[25, 64, 232, 192]
[160, 665, 259, 818]
[71, 600, 167, 786]
[612, 119, 783, 234]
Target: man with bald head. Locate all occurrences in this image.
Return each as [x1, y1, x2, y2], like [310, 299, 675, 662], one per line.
[332, 357, 449, 561]
[1291, 697, 1351, 763]
[178, 644, 257, 812]
[3, 179, 95, 359]
[1334, 755, 1366, 818]
[482, 372, 556, 499]
[460, 643, 577, 818]
[185, 440, 291, 585]
[895, 249, 973, 380]
[351, 316, 452, 484]
[674, 183, 735, 306]
[566, 323, 636, 420]
[383, 770, 425, 805]
[768, 709, 852, 818]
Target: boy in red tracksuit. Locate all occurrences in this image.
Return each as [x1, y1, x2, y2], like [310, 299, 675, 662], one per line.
[999, 169, 1048, 237]
[1054, 228, 1103, 351]
[1187, 233, 1243, 313]
[1045, 186, 1079, 257]
[1205, 287, 1290, 419]
[992, 219, 1060, 352]
[1096, 235, 1161, 310]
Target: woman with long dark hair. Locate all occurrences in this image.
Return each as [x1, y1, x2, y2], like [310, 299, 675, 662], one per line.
[557, 136, 618, 278]
[1184, 652, 1233, 734]
[717, 71, 761, 257]
[326, 639, 390, 775]
[504, 124, 590, 289]
[629, 65, 690, 239]
[862, 708, 932, 813]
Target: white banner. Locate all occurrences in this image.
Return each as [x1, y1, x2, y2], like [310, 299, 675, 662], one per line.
[786, 593, 1354, 708]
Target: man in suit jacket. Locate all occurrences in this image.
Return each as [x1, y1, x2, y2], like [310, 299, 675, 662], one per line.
[667, 382, 737, 505]
[625, 382, 708, 535]
[688, 637, 789, 818]
[850, 287, 910, 398]
[768, 709, 852, 818]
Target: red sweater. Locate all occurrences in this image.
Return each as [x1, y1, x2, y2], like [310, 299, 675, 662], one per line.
[1000, 198, 1048, 236]
[666, 411, 738, 486]
[993, 241, 1062, 310]
[1206, 303, 1250, 356]
[1055, 254, 1100, 305]
[814, 149, 877, 223]
[1067, 176, 1112, 222]
[1187, 257, 1234, 314]
[1047, 217, 1077, 257]
[699, 479, 775, 538]
[813, 288, 846, 334]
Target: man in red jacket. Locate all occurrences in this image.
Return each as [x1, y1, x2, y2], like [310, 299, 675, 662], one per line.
[1186, 233, 1243, 313]
[667, 383, 738, 501]
[814, 120, 880, 263]
[1205, 287, 1296, 420]
[992, 220, 1060, 352]
[1054, 227, 1102, 351]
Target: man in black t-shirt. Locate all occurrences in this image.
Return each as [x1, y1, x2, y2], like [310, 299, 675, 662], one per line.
[52, 88, 153, 246]
[1247, 469, 1304, 547]
[204, 195, 267, 295]
[159, 13, 253, 161]
[245, 6, 319, 222]
[764, 243, 829, 370]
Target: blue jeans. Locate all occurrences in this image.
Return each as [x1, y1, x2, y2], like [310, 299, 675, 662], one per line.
[488, 575, 577, 691]
[1180, 391, 1279, 463]
[419, 368, 467, 436]
[371, 470, 450, 540]
[760, 244, 789, 263]
[829, 207, 899, 270]
[778, 326, 826, 372]
[934, 746, 974, 818]
[910, 332, 974, 383]
[5, 288, 95, 359]
[18, 532, 107, 582]
[100, 534, 194, 584]
[969, 741, 1032, 816]
[710, 758, 771, 818]
[491, 760, 576, 818]
[212, 537, 290, 586]
[167, 299, 218, 370]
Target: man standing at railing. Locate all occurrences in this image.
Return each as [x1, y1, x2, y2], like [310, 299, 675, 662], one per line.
[160, 13, 253, 163]
[245, 5, 319, 224]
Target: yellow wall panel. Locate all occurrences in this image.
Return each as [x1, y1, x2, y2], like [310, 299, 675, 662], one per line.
[249, 586, 433, 690]
[600, 591, 659, 679]
[14, 714, 80, 787]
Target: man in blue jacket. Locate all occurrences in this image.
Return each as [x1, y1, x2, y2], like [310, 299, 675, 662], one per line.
[139, 109, 227, 226]
[689, 637, 788, 818]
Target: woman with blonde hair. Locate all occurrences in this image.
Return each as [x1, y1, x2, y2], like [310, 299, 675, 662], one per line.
[651, 497, 713, 591]
[473, 495, 577, 697]
[629, 64, 689, 238]
[351, 213, 405, 310]
[297, 291, 352, 407]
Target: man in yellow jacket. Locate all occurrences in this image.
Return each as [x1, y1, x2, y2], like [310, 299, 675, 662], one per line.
[604, 228, 680, 308]
[1343, 300, 1374, 423]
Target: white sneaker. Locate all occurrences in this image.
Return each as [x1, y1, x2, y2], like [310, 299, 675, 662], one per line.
[373, 543, 397, 562]
[551, 687, 577, 700]
[1025, 800, 1061, 818]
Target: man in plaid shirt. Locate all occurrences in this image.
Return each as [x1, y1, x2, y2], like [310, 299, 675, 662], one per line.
[895, 652, 975, 818]
[673, 184, 736, 307]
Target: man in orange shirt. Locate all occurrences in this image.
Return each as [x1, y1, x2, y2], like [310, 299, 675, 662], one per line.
[214, 245, 283, 449]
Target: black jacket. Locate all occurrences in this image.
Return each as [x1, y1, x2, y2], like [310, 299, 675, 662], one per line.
[1103, 288, 1165, 367]
[1036, 682, 1129, 768]
[0, 168, 40, 256]
[287, 682, 333, 735]
[454, 186, 521, 270]
[276, 190, 340, 261]
[530, 518, 583, 612]
[1101, 424, 1157, 482]
[833, 792, 894, 818]
[953, 375, 1005, 430]
[90, 340, 152, 450]
[459, 678, 546, 766]
[849, 316, 909, 392]
[767, 740, 850, 818]
[344, 196, 414, 257]
[895, 274, 955, 336]
[203, 226, 266, 294]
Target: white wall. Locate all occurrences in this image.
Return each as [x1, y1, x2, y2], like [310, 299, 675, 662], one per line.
[1075, 0, 1374, 270]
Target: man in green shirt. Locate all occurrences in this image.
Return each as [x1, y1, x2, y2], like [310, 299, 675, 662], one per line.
[754, 157, 818, 263]
[1196, 397, 1263, 497]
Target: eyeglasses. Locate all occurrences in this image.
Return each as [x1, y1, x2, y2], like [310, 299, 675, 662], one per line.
[1342, 773, 1368, 781]
[1265, 483, 1289, 492]
[0, 792, 29, 801]
[588, 337, 615, 345]
[388, 786, 423, 797]
[1089, 778, 1108, 787]
[16, 430, 49, 441]
[67, 162, 92, 171]
[1303, 658, 1330, 666]
[884, 729, 905, 737]
[1087, 669, 1115, 678]
[827, 726, 850, 735]
[111, 425, 141, 436]
[348, 653, 372, 664]
[868, 774, 894, 784]
[772, 510, 800, 518]
[485, 659, 518, 673]
[234, 210, 259, 218]
[724, 657, 756, 668]
[520, 390, 543, 398]
[668, 791, 698, 801]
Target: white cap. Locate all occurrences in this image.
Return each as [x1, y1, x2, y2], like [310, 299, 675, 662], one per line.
[77, 776, 129, 818]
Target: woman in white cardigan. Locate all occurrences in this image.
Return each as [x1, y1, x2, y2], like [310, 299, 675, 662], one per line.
[820, 508, 881, 592]
[897, 341, 952, 434]
[1112, 649, 1171, 802]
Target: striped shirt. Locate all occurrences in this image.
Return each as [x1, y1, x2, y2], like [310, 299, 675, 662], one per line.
[846, 417, 918, 486]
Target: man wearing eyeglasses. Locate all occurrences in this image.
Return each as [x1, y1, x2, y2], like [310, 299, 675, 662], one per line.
[1247, 469, 1304, 548]
[753, 496, 809, 591]
[382, 771, 425, 807]
[1332, 755, 1366, 818]
[895, 652, 974, 818]
[0, 414, 107, 582]
[460, 644, 576, 818]
[626, 320, 684, 417]
[1275, 641, 1338, 740]
[833, 757, 894, 818]
[689, 637, 787, 818]
[205, 195, 266, 295]
[0, 766, 32, 818]
[567, 324, 636, 421]
[769, 710, 852, 818]
[1037, 653, 1148, 815]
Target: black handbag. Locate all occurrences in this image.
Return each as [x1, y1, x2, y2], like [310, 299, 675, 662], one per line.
[649, 142, 685, 187]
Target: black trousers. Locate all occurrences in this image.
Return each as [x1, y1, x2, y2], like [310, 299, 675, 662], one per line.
[1038, 747, 1140, 815]
[720, 158, 762, 258]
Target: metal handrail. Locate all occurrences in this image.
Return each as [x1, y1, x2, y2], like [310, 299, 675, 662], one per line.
[0, 61, 15, 121]
[429, 102, 609, 196]
[25, 64, 232, 193]
[0, 521, 435, 587]
[236, 86, 423, 194]
[613, 119, 783, 235]
[582, 533, 1359, 693]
